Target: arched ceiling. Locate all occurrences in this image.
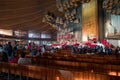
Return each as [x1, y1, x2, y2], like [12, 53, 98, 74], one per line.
[0, 0, 60, 33]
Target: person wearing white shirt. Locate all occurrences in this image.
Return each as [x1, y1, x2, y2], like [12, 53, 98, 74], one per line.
[18, 52, 31, 65]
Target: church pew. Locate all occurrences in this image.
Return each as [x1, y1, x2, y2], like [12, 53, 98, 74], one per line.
[0, 62, 44, 79]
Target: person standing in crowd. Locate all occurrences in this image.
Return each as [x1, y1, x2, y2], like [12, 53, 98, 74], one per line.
[9, 50, 19, 63]
[4, 42, 13, 57]
[18, 51, 31, 65]
[28, 43, 31, 51]
[41, 45, 46, 53]
[0, 52, 8, 62]
[0, 44, 3, 52]
[30, 49, 37, 56]
[13, 41, 18, 52]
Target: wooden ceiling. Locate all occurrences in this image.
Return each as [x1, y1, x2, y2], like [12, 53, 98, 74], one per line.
[0, 0, 59, 33]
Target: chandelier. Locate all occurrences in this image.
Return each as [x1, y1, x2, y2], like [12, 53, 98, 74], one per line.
[103, 0, 120, 15]
[56, 0, 91, 24]
[42, 11, 67, 30]
[42, 0, 91, 31]
[56, 0, 90, 12]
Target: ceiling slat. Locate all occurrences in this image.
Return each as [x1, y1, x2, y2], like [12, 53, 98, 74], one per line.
[0, 0, 60, 33]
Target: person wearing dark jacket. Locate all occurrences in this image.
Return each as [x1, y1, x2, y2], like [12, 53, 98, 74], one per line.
[1, 52, 8, 62]
[5, 42, 13, 57]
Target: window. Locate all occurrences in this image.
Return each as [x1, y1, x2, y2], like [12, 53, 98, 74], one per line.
[41, 33, 51, 38]
[28, 33, 40, 38]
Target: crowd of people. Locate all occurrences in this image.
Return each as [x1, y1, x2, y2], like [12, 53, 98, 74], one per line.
[0, 39, 120, 64]
[0, 41, 58, 64]
[0, 41, 32, 64]
[61, 39, 120, 55]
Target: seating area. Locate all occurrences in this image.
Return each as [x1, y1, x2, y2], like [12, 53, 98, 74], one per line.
[1, 53, 120, 80]
[0, 0, 120, 80]
[37, 49, 120, 65]
[0, 46, 120, 79]
[0, 62, 46, 80]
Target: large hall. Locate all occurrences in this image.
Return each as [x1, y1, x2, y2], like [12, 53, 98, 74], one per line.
[0, 0, 120, 80]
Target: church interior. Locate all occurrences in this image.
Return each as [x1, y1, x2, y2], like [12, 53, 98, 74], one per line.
[0, 0, 120, 80]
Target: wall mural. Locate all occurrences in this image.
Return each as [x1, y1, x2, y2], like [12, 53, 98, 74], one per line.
[82, 0, 98, 41]
[105, 14, 120, 39]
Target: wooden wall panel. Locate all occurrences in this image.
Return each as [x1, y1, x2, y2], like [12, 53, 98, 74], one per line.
[82, 0, 98, 41]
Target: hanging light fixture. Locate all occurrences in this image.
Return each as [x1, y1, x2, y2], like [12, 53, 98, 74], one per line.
[56, 0, 91, 12]
[43, 11, 69, 31]
[43, 0, 91, 31]
[56, 0, 91, 24]
[103, 0, 120, 15]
